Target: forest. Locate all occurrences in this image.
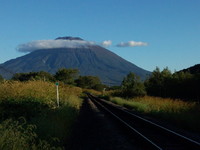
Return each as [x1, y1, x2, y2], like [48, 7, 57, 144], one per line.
[145, 67, 200, 101]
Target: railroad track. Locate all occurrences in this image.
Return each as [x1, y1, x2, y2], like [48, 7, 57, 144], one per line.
[87, 94, 200, 150]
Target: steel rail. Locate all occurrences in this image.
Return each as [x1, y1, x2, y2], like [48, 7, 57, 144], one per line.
[114, 101, 200, 147]
[88, 94, 162, 150]
[88, 94, 200, 150]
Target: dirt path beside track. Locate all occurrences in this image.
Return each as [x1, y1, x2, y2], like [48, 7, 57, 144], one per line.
[66, 98, 142, 150]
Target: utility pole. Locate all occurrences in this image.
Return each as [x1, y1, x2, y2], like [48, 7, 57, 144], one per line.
[103, 88, 106, 96]
[56, 82, 59, 107]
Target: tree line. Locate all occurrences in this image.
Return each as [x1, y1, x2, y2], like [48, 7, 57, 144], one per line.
[1, 68, 106, 91]
[118, 67, 200, 102]
[145, 67, 200, 101]
[1, 67, 199, 101]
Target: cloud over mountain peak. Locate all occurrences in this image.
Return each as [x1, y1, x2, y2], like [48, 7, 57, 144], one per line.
[17, 38, 96, 53]
[17, 36, 148, 53]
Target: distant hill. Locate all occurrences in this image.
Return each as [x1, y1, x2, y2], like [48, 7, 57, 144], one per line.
[0, 37, 150, 85]
[178, 64, 200, 74]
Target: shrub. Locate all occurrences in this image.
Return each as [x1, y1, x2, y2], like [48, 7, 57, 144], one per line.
[0, 118, 62, 150]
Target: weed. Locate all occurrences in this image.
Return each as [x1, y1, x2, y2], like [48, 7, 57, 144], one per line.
[0, 118, 63, 150]
[0, 81, 83, 148]
[110, 96, 200, 131]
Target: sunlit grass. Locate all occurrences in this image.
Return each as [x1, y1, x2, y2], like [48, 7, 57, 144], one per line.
[110, 96, 200, 131]
[0, 81, 83, 148]
[0, 81, 82, 107]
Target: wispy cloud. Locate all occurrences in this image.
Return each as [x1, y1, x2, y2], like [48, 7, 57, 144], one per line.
[17, 40, 96, 52]
[100, 40, 112, 47]
[116, 41, 148, 47]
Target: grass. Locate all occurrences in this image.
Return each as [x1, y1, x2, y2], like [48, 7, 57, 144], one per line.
[82, 89, 102, 95]
[0, 81, 83, 149]
[110, 96, 200, 132]
[0, 118, 62, 150]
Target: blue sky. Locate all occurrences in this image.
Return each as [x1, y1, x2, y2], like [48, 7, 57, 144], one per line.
[0, 0, 200, 72]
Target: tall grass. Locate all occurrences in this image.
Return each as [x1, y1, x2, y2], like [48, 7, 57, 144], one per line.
[0, 118, 62, 150]
[110, 96, 200, 131]
[82, 89, 102, 95]
[0, 81, 82, 149]
[0, 81, 82, 107]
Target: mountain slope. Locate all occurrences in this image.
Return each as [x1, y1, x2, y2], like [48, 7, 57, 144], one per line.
[0, 39, 150, 85]
[178, 64, 200, 74]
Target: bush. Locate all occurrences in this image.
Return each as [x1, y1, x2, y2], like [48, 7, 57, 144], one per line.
[0, 118, 62, 150]
[0, 98, 49, 120]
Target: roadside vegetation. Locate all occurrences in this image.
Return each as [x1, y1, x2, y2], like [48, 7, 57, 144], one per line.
[109, 96, 200, 131]
[102, 68, 200, 132]
[0, 68, 107, 149]
[0, 66, 199, 148]
[0, 80, 82, 149]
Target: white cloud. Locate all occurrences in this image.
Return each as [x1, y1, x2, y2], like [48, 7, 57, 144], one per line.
[17, 38, 148, 53]
[17, 40, 96, 53]
[100, 40, 112, 47]
[116, 41, 148, 47]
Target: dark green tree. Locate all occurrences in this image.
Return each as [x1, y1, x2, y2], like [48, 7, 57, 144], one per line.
[0, 74, 4, 82]
[172, 71, 194, 99]
[36, 71, 55, 82]
[121, 72, 146, 98]
[75, 76, 104, 90]
[145, 67, 200, 101]
[145, 67, 172, 97]
[12, 72, 37, 81]
[12, 71, 54, 82]
[54, 68, 79, 85]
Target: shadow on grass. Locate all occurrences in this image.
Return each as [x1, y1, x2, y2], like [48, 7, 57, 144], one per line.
[0, 99, 80, 148]
[0, 98, 49, 121]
